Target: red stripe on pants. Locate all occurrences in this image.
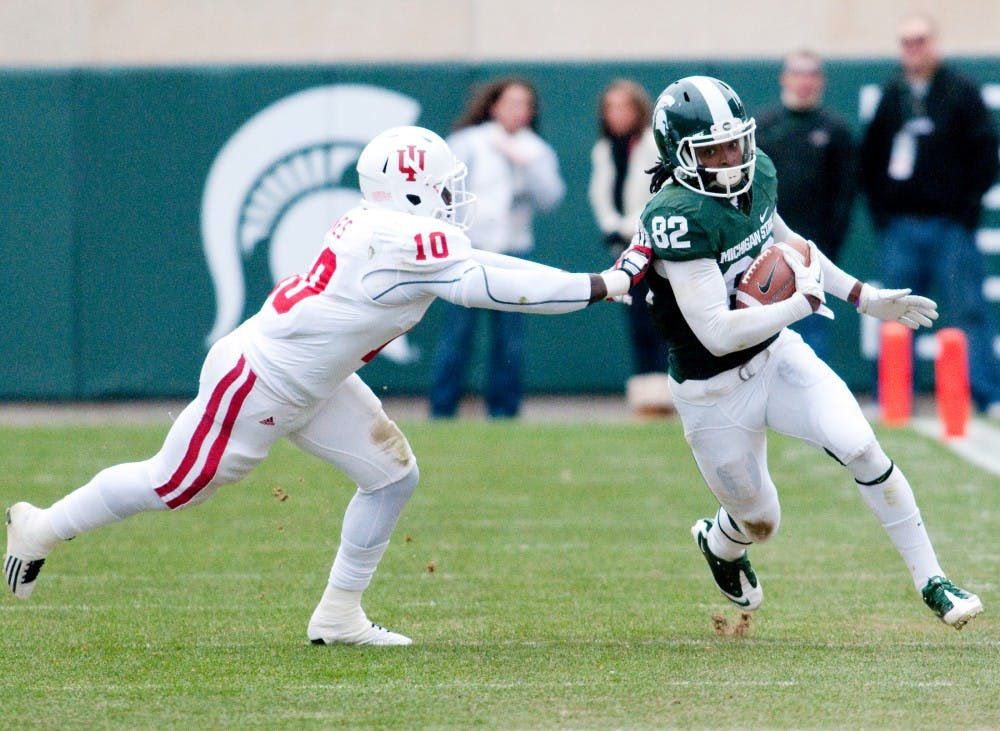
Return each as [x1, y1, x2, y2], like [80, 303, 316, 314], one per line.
[155, 355, 256, 509]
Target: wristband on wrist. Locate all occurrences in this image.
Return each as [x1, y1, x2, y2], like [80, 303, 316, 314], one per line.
[848, 280, 864, 307]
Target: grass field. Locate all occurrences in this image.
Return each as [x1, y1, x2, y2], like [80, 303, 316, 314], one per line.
[1, 417, 997, 729]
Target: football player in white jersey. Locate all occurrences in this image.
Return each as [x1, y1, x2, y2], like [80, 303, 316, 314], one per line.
[4, 126, 650, 645]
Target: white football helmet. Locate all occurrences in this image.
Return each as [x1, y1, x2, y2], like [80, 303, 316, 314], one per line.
[357, 126, 476, 229]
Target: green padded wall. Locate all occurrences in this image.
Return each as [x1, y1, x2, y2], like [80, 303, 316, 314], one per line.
[1, 59, 997, 400]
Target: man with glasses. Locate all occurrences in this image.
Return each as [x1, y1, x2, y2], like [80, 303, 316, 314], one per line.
[860, 12, 1000, 415]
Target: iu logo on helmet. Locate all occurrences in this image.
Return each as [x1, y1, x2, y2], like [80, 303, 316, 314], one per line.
[397, 145, 426, 182]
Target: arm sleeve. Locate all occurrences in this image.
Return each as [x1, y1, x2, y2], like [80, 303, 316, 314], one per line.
[369, 255, 593, 314]
[619, 132, 660, 240]
[446, 130, 473, 166]
[961, 81, 1000, 201]
[858, 88, 895, 229]
[772, 212, 859, 303]
[467, 249, 567, 274]
[664, 257, 812, 357]
[435, 259, 592, 313]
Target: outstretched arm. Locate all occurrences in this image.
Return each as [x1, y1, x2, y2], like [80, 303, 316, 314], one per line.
[367, 253, 634, 314]
[433, 259, 629, 312]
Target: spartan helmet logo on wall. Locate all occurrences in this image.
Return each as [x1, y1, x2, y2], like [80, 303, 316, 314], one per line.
[200, 84, 422, 362]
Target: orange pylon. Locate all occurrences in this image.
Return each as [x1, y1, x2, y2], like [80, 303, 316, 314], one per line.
[935, 328, 970, 439]
[879, 322, 912, 426]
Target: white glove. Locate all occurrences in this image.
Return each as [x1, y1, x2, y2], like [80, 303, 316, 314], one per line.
[779, 242, 834, 319]
[857, 283, 938, 329]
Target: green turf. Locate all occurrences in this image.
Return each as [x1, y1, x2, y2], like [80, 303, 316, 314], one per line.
[1, 419, 997, 729]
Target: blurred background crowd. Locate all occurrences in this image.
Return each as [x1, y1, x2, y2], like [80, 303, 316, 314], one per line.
[2, 1, 998, 418]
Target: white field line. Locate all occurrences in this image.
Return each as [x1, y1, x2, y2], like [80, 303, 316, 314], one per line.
[912, 417, 1000, 476]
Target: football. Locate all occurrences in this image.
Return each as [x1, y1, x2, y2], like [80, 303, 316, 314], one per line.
[734, 238, 810, 308]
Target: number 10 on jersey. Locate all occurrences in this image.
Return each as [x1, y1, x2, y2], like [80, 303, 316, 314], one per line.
[414, 232, 449, 260]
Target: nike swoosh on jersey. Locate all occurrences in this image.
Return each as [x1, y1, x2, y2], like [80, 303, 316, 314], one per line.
[759, 207, 769, 223]
[757, 263, 778, 294]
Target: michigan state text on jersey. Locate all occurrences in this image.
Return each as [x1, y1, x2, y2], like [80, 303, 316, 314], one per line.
[643, 151, 779, 382]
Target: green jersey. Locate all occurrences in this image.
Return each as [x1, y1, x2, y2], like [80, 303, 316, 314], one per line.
[640, 152, 779, 382]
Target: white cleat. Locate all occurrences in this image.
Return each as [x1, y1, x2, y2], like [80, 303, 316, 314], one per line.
[4, 502, 60, 599]
[308, 594, 411, 646]
[308, 620, 412, 646]
[308, 584, 412, 645]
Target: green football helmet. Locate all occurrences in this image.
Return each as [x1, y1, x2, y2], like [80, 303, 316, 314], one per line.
[652, 76, 756, 198]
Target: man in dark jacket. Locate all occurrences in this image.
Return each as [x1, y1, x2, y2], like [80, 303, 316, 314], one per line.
[860, 12, 1000, 413]
[757, 50, 857, 361]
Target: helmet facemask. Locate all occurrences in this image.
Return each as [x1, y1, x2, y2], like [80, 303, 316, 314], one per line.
[430, 160, 476, 229]
[674, 117, 756, 198]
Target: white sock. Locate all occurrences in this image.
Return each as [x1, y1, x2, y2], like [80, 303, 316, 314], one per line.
[340, 469, 418, 548]
[47, 461, 167, 540]
[708, 507, 752, 560]
[856, 465, 943, 590]
[13, 505, 62, 557]
[328, 539, 390, 590]
[326, 469, 418, 590]
[308, 585, 367, 631]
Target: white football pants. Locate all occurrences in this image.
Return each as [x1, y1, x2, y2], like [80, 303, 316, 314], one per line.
[668, 329, 884, 543]
[48, 334, 417, 563]
[149, 337, 416, 510]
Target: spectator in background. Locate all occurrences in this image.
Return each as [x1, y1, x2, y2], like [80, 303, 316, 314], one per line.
[588, 79, 673, 418]
[756, 50, 857, 363]
[429, 77, 566, 419]
[860, 13, 1000, 414]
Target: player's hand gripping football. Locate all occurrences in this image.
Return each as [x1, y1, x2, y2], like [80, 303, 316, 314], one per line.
[779, 241, 834, 319]
[856, 284, 938, 330]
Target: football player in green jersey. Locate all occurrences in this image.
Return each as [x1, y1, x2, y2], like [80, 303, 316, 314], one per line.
[638, 75, 981, 628]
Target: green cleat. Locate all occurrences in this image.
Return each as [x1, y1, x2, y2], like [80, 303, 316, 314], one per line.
[922, 576, 982, 630]
[691, 518, 763, 611]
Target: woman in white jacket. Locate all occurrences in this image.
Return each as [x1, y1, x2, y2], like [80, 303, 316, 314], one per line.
[588, 79, 672, 418]
[430, 77, 566, 418]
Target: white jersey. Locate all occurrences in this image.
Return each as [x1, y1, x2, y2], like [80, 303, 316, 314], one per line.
[232, 204, 593, 405]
